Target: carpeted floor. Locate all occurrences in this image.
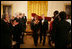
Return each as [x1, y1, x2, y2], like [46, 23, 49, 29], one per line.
[20, 35, 51, 48]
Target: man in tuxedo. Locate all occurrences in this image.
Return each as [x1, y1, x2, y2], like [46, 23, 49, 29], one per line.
[1, 14, 12, 48]
[40, 14, 48, 46]
[19, 13, 27, 44]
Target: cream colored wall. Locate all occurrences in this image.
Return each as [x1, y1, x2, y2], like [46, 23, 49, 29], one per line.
[47, 1, 71, 17]
[13, 1, 27, 17]
[1, 1, 71, 18]
[1, 1, 27, 18]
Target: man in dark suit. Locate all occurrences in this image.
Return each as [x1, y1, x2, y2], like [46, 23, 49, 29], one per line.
[21, 13, 27, 44]
[30, 14, 40, 47]
[22, 13, 27, 31]
[1, 14, 12, 48]
[12, 18, 23, 48]
[18, 13, 27, 44]
[40, 14, 48, 46]
[51, 11, 71, 48]
[50, 11, 59, 47]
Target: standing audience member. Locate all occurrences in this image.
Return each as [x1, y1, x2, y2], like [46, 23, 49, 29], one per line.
[51, 11, 71, 48]
[49, 10, 59, 47]
[66, 15, 71, 48]
[12, 18, 23, 48]
[20, 13, 27, 44]
[40, 14, 48, 46]
[1, 14, 12, 48]
[31, 14, 40, 47]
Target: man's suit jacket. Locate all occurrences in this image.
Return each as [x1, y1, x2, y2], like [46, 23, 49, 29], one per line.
[1, 20, 11, 48]
[40, 19, 48, 34]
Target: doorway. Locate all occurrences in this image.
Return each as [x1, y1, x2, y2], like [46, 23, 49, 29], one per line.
[3, 5, 12, 18]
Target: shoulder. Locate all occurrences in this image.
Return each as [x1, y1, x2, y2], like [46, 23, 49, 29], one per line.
[65, 21, 70, 26]
[66, 19, 71, 25]
[60, 20, 70, 26]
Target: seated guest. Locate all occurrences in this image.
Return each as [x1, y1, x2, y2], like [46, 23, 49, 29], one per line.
[1, 14, 12, 48]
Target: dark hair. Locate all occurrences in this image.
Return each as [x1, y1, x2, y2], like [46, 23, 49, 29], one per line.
[54, 10, 59, 15]
[19, 13, 22, 16]
[59, 11, 66, 20]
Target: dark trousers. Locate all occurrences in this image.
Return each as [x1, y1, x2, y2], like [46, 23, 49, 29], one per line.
[40, 33, 42, 43]
[40, 31, 46, 46]
[48, 36, 52, 46]
[21, 26, 26, 43]
[43, 35, 46, 46]
[21, 32, 24, 43]
[33, 33, 38, 46]
[13, 35, 21, 48]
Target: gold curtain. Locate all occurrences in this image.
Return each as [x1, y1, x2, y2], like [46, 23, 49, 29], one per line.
[27, 1, 48, 20]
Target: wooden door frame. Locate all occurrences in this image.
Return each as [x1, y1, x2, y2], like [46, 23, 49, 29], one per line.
[1, 4, 13, 17]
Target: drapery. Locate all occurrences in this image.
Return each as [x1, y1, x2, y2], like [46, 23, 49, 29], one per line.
[27, 1, 48, 19]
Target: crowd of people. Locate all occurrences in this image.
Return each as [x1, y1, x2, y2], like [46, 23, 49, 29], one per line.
[1, 10, 71, 48]
[49, 11, 71, 48]
[1, 13, 27, 48]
